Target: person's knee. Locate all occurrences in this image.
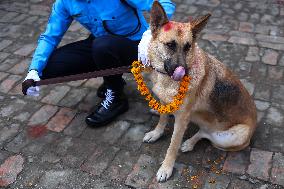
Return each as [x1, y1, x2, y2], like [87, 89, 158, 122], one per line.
[92, 36, 115, 55]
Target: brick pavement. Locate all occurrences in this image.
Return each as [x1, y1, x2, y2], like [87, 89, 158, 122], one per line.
[0, 0, 284, 188]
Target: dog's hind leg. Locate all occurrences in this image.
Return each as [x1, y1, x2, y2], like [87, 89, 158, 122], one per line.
[181, 130, 206, 152]
[143, 114, 168, 143]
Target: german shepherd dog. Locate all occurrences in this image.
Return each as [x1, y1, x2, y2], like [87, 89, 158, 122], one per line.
[143, 1, 257, 182]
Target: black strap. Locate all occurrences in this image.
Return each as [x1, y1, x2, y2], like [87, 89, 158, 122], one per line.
[22, 66, 131, 95]
[102, 0, 141, 37]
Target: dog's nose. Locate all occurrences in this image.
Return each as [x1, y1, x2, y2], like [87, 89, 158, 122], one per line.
[164, 62, 172, 75]
[164, 61, 178, 76]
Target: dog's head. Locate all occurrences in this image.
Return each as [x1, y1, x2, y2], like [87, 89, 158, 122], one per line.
[149, 1, 211, 80]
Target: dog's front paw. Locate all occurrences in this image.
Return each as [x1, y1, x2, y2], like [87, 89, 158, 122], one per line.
[143, 130, 163, 143]
[156, 164, 173, 182]
[181, 139, 195, 152]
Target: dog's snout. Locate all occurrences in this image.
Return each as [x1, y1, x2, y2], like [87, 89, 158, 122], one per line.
[164, 62, 179, 76]
[164, 62, 172, 75]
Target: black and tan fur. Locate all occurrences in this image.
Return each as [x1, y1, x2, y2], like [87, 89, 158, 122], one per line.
[143, 1, 257, 182]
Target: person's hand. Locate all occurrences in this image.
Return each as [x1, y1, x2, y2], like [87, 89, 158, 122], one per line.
[22, 70, 40, 96]
[138, 29, 152, 67]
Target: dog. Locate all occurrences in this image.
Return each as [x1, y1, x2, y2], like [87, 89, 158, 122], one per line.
[143, 1, 257, 182]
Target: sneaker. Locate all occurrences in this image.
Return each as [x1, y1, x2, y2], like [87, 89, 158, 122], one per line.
[85, 89, 129, 127]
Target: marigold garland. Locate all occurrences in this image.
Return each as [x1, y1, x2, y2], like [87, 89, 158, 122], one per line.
[131, 61, 191, 114]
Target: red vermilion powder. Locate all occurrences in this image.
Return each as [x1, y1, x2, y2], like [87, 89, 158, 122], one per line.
[27, 125, 47, 139]
[163, 22, 174, 31]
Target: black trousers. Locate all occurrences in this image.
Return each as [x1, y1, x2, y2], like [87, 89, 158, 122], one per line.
[42, 35, 139, 90]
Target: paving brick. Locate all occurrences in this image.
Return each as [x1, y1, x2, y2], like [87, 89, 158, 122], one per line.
[46, 108, 76, 132]
[254, 83, 271, 101]
[105, 150, 137, 183]
[28, 105, 58, 126]
[245, 46, 260, 62]
[5, 129, 32, 153]
[84, 77, 103, 88]
[0, 98, 26, 117]
[270, 127, 284, 153]
[0, 123, 20, 146]
[11, 13, 29, 23]
[239, 22, 254, 33]
[8, 83, 22, 96]
[222, 148, 250, 174]
[59, 88, 89, 107]
[262, 49, 279, 65]
[272, 85, 284, 103]
[0, 52, 10, 62]
[247, 148, 273, 181]
[119, 101, 151, 123]
[202, 146, 226, 172]
[81, 146, 120, 176]
[8, 164, 45, 189]
[280, 55, 284, 67]
[0, 12, 18, 22]
[268, 66, 283, 81]
[77, 90, 98, 112]
[13, 112, 31, 122]
[254, 100, 270, 111]
[41, 85, 70, 105]
[37, 170, 73, 189]
[202, 34, 229, 42]
[0, 58, 19, 72]
[0, 39, 12, 51]
[66, 80, 85, 88]
[256, 34, 284, 44]
[228, 36, 256, 45]
[240, 79, 255, 95]
[0, 155, 24, 187]
[63, 112, 88, 137]
[202, 173, 230, 189]
[121, 123, 151, 151]
[0, 74, 22, 93]
[8, 58, 30, 74]
[259, 42, 284, 51]
[0, 72, 8, 82]
[14, 43, 36, 56]
[125, 154, 157, 188]
[60, 138, 97, 168]
[266, 107, 283, 126]
[228, 178, 255, 189]
[22, 132, 58, 155]
[102, 120, 130, 144]
[271, 153, 284, 186]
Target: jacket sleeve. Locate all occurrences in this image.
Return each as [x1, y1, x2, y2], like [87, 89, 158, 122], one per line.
[29, 0, 72, 76]
[125, 0, 176, 19]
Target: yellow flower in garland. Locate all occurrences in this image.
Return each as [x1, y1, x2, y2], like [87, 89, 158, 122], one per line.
[131, 61, 191, 114]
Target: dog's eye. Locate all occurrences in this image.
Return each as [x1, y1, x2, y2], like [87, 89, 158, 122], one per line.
[165, 41, 177, 51]
[184, 43, 191, 52]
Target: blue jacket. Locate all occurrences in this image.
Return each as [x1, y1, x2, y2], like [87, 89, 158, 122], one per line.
[29, 0, 176, 76]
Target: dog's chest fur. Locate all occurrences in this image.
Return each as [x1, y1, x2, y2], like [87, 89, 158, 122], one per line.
[151, 72, 179, 104]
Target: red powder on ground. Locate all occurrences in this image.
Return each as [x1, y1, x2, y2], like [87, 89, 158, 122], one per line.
[27, 125, 47, 139]
[163, 22, 174, 31]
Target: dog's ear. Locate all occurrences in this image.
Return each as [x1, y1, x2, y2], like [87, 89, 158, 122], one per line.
[191, 13, 211, 39]
[150, 1, 169, 38]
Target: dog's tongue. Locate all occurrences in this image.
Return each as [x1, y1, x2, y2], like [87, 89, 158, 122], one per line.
[172, 66, 185, 81]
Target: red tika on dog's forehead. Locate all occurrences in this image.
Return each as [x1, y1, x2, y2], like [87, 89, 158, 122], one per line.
[163, 21, 188, 37]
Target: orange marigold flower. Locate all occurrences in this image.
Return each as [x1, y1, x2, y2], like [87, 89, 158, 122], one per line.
[131, 61, 190, 114]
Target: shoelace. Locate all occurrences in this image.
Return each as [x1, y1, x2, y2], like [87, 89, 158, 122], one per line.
[101, 89, 115, 110]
